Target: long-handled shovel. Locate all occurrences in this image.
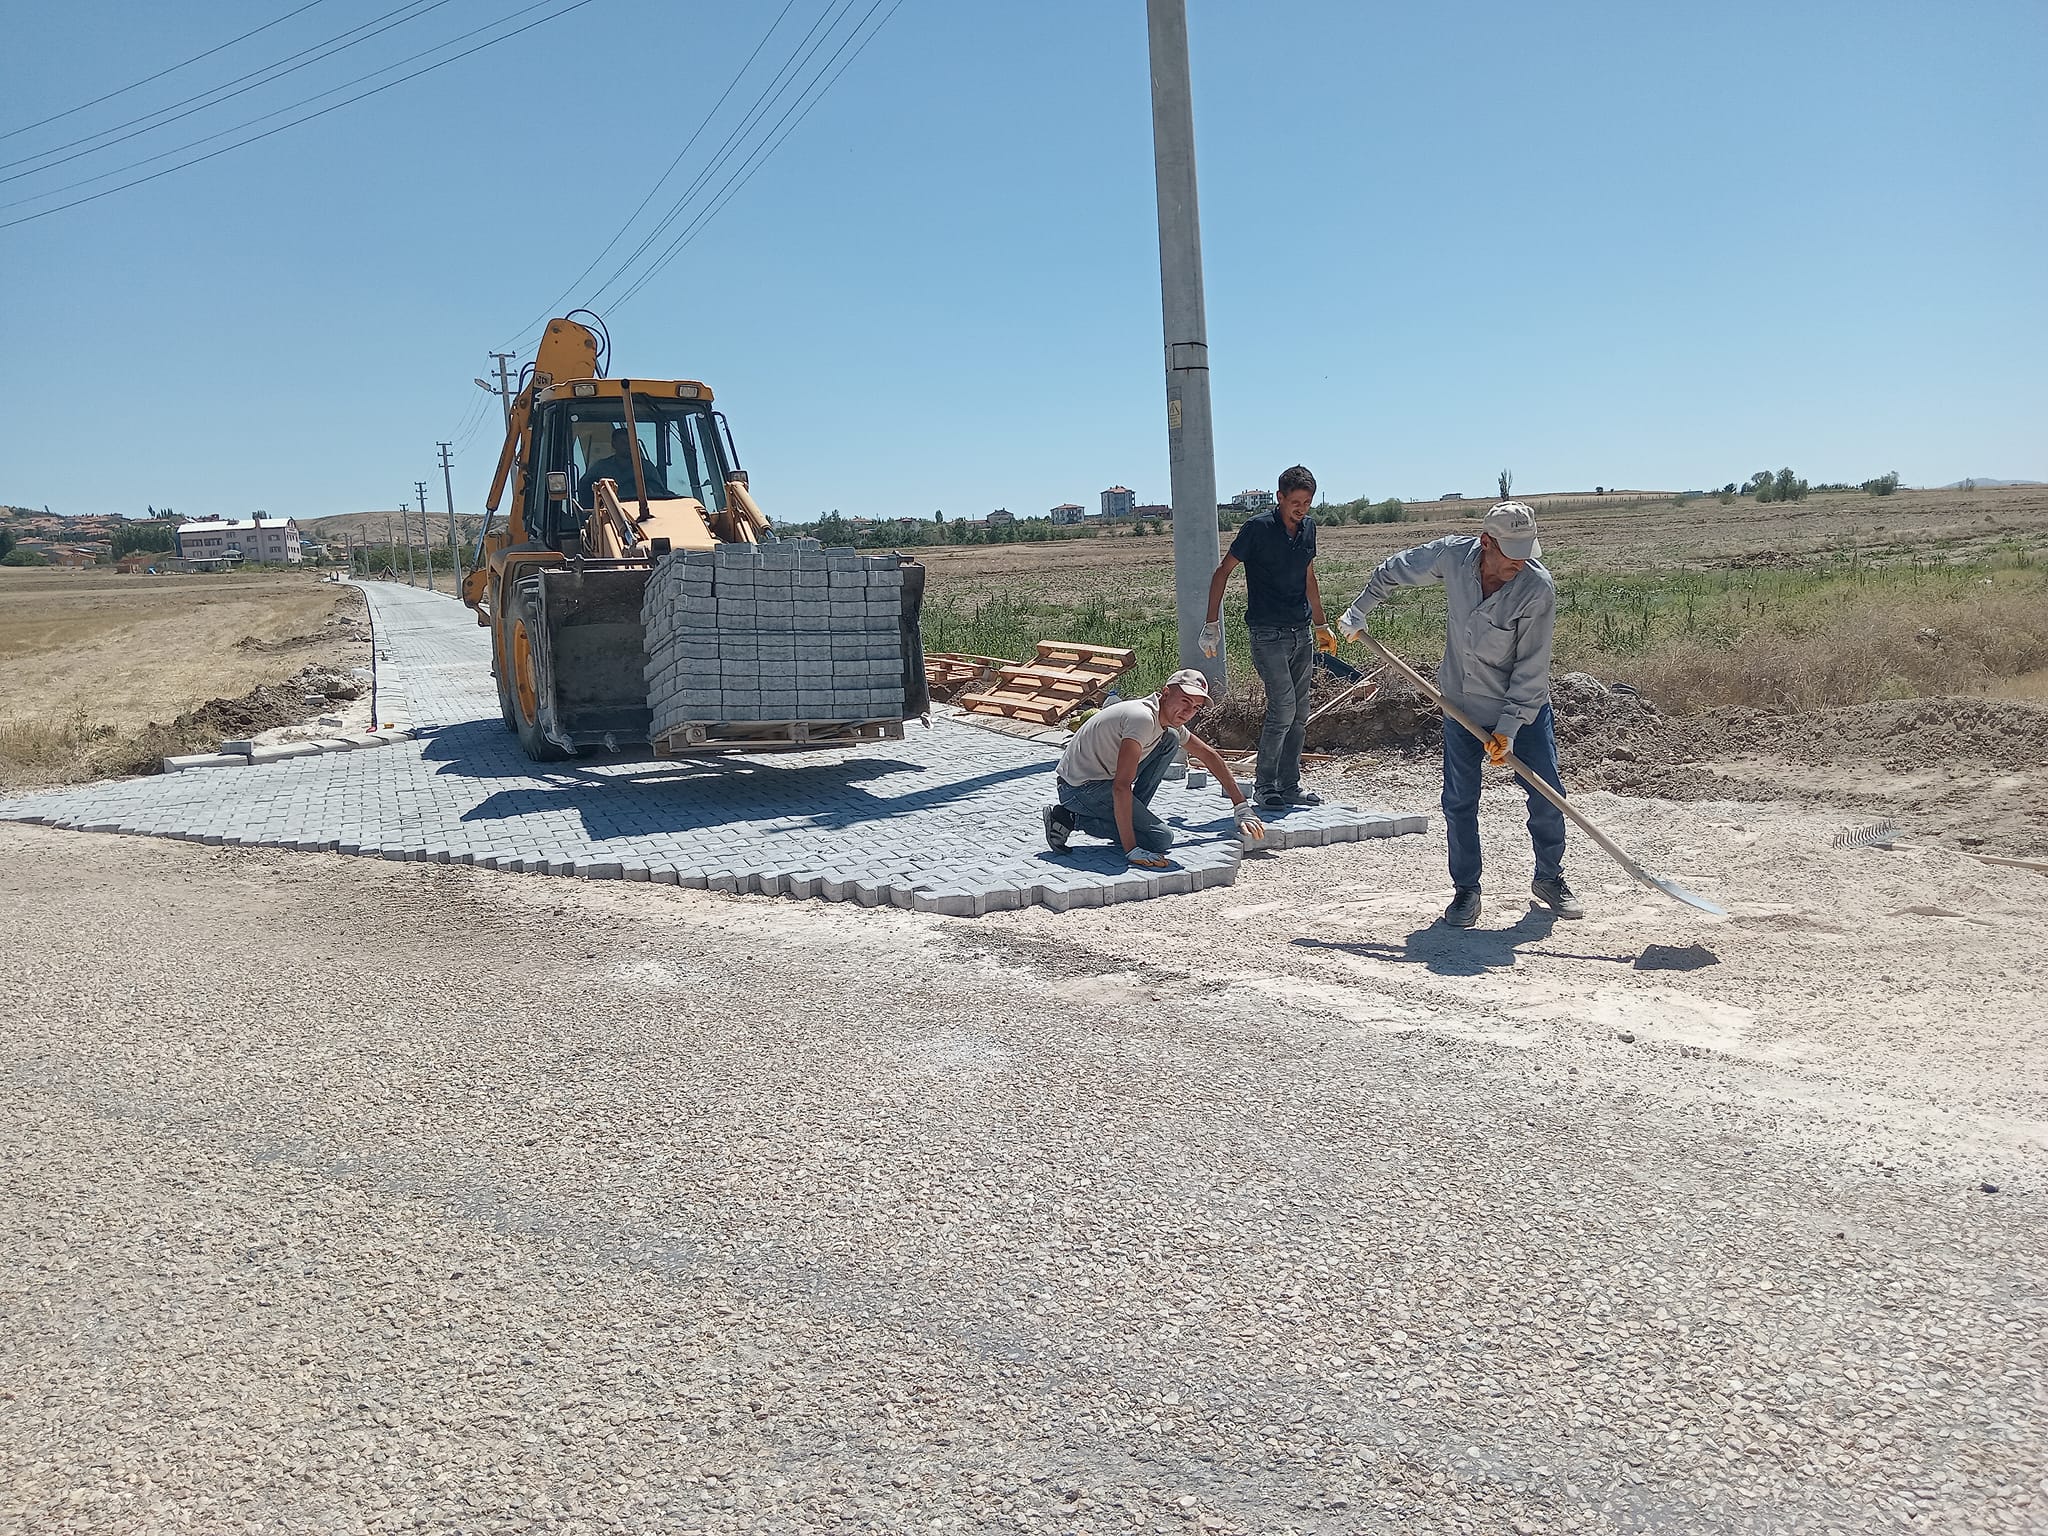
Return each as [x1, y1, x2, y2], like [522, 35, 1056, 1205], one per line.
[1356, 634, 1725, 916]
[1308, 665, 1382, 725]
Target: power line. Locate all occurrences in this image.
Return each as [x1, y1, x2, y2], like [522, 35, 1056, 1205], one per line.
[494, 0, 849, 357]
[497, 0, 802, 351]
[582, 0, 859, 312]
[0, 0, 334, 144]
[0, 0, 459, 183]
[448, 388, 492, 446]
[572, 0, 866, 322]
[0, 0, 598, 230]
[0, 0, 555, 211]
[611, 0, 904, 314]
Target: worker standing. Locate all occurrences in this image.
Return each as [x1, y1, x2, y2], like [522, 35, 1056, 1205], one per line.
[1044, 670, 1264, 868]
[1336, 502, 1581, 927]
[1201, 465, 1340, 809]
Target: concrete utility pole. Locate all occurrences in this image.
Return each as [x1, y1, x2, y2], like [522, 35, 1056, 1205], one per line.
[1147, 0, 1223, 687]
[416, 481, 434, 592]
[438, 441, 461, 582]
[400, 503, 415, 584]
[489, 352, 518, 424]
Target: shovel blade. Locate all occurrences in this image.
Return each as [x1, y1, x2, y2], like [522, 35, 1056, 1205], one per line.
[1648, 875, 1726, 916]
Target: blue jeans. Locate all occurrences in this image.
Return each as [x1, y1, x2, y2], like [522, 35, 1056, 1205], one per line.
[1056, 731, 1180, 854]
[1442, 703, 1566, 891]
[1248, 624, 1314, 795]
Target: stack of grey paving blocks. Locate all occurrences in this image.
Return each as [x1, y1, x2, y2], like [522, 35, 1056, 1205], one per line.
[643, 540, 906, 737]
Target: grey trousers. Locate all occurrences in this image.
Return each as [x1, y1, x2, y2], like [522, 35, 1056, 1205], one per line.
[1248, 623, 1314, 794]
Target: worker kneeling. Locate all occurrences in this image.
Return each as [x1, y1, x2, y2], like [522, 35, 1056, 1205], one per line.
[1043, 669, 1263, 869]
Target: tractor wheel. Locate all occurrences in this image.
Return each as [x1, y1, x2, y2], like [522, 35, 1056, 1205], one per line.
[493, 640, 517, 732]
[508, 579, 570, 762]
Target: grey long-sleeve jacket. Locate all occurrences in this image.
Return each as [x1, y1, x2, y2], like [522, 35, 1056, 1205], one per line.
[1341, 535, 1557, 739]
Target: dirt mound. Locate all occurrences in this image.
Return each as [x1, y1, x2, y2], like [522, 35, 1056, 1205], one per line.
[1208, 668, 1662, 760]
[1569, 693, 2048, 780]
[1216, 661, 2048, 857]
[151, 666, 362, 745]
[1569, 693, 2048, 857]
[1205, 669, 1445, 756]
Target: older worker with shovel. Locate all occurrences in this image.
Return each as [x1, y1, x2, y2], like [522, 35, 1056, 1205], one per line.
[1337, 502, 1580, 927]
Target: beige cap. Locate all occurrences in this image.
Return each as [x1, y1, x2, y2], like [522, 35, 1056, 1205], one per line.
[1162, 667, 1212, 698]
[1483, 501, 1541, 559]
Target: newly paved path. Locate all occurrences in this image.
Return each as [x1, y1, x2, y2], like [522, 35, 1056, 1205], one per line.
[0, 579, 1422, 914]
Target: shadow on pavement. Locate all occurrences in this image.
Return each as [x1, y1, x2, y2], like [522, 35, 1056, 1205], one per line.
[1293, 909, 1639, 977]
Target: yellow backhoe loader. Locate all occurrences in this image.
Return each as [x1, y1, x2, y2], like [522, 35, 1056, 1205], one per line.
[461, 316, 925, 760]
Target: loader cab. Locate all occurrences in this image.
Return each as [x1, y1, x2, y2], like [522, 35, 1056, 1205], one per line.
[524, 385, 738, 552]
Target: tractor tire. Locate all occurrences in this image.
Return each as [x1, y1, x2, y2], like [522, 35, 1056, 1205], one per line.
[507, 578, 570, 762]
[493, 644, 517, 732]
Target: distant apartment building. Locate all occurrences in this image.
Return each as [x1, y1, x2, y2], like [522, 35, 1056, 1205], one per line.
[177, 514, 303, 565]
[1230, 488, 1277, 512]
[986, 508, 1015, 528]
[1049, 502, 1086, 525]
[1100, 486, 1136, 519]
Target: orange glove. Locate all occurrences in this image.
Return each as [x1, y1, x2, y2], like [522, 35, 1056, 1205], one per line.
[1314, 625, 1339, 655]
[1484, 732, 1513, 767]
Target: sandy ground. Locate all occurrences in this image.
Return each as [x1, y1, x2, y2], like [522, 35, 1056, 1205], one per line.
[1, 759, 2041, 1535]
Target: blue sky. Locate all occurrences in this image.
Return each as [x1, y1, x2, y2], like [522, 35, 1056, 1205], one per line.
[2, 0, 2042, 523]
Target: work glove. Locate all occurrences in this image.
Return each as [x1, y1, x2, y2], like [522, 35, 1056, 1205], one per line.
[1483, 731, 1513, 767]
[1314, 625, 1339, 655]
[1199, 619, 1222, 658]
[1233, 802, 1267, 842]
[1337, 605, 1369, 641]
[1124, 847, 1173, 870]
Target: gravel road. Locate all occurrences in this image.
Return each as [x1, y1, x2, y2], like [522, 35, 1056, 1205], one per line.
[2, 769, 2042, 1535]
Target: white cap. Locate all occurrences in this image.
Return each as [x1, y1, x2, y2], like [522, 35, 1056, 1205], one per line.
[1162, 667, 1212, 699]
[1482, 501, 1541, 559]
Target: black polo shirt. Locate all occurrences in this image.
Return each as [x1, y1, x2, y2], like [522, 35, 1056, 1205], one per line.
[1227, 510, 1317, 628]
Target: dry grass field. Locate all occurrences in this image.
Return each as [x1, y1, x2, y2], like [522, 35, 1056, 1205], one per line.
[915, 483, 2048, 594]
[910, 484, 2048, 856]
[0, 568, 366, 789]
[912, 484, 2048, 705]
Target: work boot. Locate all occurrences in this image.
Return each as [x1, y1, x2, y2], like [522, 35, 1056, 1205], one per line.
[1043, 804, 1075, 854]
[1531, 876, 1584, 919]
[1441, 888, 1482, 928]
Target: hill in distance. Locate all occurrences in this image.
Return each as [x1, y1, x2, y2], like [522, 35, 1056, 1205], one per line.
[1940, 478, 2045, 489]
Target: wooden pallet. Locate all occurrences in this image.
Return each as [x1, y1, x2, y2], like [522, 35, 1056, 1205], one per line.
[959, 642, 1134, 725]
[653, 718, 905, 756]
[923, 651, 1010, 701]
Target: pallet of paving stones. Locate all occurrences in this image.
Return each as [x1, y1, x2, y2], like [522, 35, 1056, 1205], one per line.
[641, 539, 908, 751]
[924, 651, 1010, 701]
[651, 717, 906, 756]
[958, 641, 1134, 725]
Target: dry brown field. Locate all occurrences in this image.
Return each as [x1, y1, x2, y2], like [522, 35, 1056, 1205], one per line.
[911, 483, 2048, 596]
[0, 568, 366, 789]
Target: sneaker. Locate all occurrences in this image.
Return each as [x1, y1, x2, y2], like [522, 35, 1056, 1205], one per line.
[1531, 876, 1583, 919]
[1281, 788, 1324, 807]
[1441, 888, 1482, 928]
[1043, 804, 1075, 854]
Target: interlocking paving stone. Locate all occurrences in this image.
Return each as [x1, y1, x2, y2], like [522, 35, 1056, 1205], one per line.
[0, 579, 1424, 912]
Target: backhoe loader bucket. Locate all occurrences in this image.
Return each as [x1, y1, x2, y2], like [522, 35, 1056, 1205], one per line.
[523, 564, 654, 752]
